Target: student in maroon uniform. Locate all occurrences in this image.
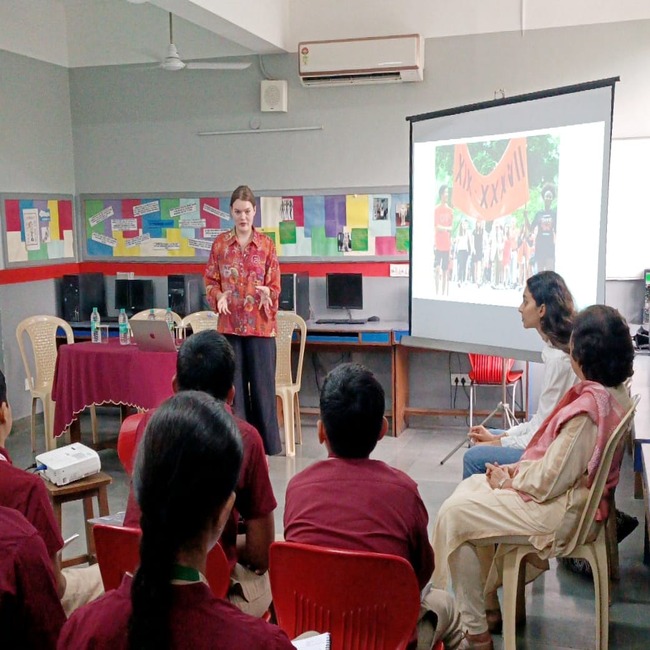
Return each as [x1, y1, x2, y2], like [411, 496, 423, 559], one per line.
[284, 363, 464, 650]
[123, 330, 276, 616]
[59, 392, 293, 650]
[0, 369, 102, 616]
[0, 506, 65, 649]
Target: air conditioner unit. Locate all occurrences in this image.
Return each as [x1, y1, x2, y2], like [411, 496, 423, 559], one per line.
[298, 34, 424, 87]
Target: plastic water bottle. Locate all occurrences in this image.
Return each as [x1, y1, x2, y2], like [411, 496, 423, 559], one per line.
[90, 307, 101, 344]
[165, 308, 174, 333]
[118, 308, 130, 345]
[147, 308, 156, 321]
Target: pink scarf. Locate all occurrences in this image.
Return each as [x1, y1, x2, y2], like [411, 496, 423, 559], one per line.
[515, 381, 626, 521]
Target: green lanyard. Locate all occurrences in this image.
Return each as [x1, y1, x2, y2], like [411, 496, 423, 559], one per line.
[171, 564, 201, 583]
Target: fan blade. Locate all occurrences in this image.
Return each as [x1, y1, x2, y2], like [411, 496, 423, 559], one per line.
[184, 61, 251, 71]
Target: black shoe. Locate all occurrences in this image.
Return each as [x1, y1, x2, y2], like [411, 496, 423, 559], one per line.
[558, 557, 593, 577]
[616, 510, 639, 543]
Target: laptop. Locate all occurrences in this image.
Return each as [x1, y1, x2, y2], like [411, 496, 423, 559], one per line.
[130, 319, 178, 352]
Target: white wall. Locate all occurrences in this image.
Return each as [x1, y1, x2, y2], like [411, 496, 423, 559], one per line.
[69, 20, 650, 198]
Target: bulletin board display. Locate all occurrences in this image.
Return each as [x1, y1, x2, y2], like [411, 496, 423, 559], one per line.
[1, 195, 75, 266]
[82, 190, 410, 261]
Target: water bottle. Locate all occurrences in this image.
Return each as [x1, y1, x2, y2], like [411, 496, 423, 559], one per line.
[90, 307, 101, 344]
[118, 308, 130, 345]
[147, 308, 156, 321]
[165, 308, 174, 334]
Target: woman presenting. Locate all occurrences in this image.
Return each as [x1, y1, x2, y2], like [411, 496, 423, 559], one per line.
[204, 185, 282, 455]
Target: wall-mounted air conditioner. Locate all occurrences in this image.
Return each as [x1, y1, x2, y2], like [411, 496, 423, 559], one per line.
[298, 34, 424, 87]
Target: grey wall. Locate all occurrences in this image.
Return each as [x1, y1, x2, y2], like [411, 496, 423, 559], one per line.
[2, 19, 650, 420]
[0, 51, 75, 419]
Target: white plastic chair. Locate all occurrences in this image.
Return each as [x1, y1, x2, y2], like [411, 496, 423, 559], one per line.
[16, 315, 97, 451]
[275, 312, 307, 457]
[498, 396, 639, 650]
[180, 310, 219, 335]
[130, 308, 182, 326]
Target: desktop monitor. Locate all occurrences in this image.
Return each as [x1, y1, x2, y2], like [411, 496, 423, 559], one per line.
[326, 273, 363, 310]
[115, 279, 154, 316]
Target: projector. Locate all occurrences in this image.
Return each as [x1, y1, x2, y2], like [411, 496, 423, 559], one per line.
[35, 443, 101, 486]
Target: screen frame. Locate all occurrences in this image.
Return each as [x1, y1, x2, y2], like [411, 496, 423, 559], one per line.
[405, 77, 617, 358]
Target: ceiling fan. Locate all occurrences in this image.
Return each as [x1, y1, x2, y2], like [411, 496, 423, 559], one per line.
[157, 12, 251, 72]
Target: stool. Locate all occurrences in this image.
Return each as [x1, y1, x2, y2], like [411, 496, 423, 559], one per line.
[43, 471, 112, 568]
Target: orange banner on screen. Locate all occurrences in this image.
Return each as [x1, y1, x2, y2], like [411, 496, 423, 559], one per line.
[452, 138, 529, 221]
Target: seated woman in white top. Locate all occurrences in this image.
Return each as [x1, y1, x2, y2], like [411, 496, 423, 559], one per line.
[462, 271, 577, 479]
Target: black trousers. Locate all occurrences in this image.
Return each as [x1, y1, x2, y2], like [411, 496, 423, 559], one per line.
[224, 335, 282, 455]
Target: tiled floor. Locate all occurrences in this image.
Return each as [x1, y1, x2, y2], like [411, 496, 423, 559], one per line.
[7, 409, 649, 649]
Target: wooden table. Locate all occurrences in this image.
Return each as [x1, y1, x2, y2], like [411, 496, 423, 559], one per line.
[44, 471, 113, 567]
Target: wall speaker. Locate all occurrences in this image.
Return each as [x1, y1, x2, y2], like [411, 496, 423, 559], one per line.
[261, 80, 288, 112]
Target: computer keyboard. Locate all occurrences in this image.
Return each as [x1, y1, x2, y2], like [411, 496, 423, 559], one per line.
[315, 318, 367, 325]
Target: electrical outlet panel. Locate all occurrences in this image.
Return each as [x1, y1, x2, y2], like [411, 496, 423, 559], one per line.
[450, 373, 470, 386]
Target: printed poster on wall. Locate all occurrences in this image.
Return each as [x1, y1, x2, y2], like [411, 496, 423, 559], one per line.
[83, 191, 410, 260]
[2, 197, 75, 265]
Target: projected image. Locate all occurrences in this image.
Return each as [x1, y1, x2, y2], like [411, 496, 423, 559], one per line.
[431, 135, 559, 302]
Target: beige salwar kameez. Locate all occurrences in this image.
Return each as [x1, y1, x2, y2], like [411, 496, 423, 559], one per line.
[431, 384, 631, 634]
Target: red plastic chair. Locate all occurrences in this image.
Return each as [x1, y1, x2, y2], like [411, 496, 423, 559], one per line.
[468, 354, 524, 427]
[117, 413, 145, 476]
[269, 541, 421, 650]
[93, 524, 230, 597]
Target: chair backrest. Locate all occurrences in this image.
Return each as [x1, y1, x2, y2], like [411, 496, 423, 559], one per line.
[269, 541, 420, 650]
[180, 310, 219, 334]
[117, 413, 145, 476]
[94, 524, 230, 597]
[131, 309, 182, 326]
[94, 524, 142, 591]
[15, 315, 73, 391]
[572, 395, 640, 546]
[275, 312, 307, 390]
[468, 353, 516, 384]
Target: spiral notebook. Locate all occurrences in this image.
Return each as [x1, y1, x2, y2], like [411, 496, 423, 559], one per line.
[292, 632, 331, 649]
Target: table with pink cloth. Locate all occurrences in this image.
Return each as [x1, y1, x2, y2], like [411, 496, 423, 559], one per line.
[52, 339, 177, 438]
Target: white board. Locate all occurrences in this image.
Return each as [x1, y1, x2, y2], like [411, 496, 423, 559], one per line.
[606, 138, 650, 279]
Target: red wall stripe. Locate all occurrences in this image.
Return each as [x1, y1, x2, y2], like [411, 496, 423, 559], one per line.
[0, 260, 408, 285]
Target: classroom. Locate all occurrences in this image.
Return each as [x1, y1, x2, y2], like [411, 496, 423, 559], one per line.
[1, 2, 650, 649]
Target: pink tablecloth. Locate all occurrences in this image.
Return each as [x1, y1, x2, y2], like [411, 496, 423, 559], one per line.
[52, 339, 177, 438]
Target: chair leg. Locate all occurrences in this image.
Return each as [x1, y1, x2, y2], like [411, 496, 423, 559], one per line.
[31, 397, 38, 452]
[280, 393, 295, 457]
[294, 393, 302, 445]
[605, 504, 619, 582]
[591, 544, 610, 650]
[469, 384, 475, 427]
[502, 549, 527, 650]
[43, 396, 57, 451]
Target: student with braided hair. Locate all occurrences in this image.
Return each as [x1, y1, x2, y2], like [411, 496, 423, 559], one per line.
[58, 392, 293, 650]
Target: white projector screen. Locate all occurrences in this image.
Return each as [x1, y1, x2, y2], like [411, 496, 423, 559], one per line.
[407, 79, 616, 359]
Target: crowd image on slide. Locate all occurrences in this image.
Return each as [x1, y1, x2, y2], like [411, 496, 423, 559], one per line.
[433, 135, 559, 304]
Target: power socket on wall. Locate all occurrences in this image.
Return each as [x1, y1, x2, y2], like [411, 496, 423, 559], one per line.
[450, 373, 470, 387]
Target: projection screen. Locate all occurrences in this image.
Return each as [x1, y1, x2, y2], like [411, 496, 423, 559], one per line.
[407, 79, 617, 359]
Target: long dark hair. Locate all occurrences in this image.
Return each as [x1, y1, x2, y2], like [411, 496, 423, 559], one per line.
[527, 271, 576, 353]
[128, 391, 243, 650]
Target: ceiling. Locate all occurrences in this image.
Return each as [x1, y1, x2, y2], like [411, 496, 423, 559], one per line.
[2, 0, 650, 69]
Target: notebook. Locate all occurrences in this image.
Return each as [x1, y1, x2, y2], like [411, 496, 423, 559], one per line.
[130, 319, 178, 352]
[292, 633, 331, 649]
